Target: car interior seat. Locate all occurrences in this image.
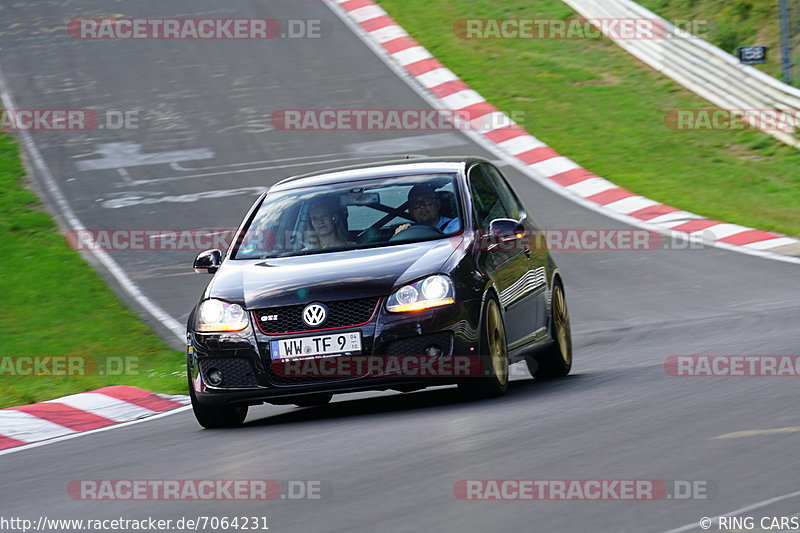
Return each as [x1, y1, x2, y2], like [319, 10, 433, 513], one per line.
[436, 190, 458, 219]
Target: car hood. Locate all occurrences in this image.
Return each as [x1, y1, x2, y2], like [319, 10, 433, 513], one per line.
[205, 237, 463, 309]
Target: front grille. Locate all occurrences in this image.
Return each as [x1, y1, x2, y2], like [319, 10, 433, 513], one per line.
[199, 357, 258, 388]
[254, 297, 380, 335]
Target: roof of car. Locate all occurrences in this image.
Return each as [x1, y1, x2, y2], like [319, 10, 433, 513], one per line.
[269, 156, 491, 191]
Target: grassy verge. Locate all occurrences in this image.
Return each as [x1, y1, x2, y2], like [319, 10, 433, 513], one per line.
[377, 0, 800, 238]
[639, 0, 800, 86]
[0, 131, 185, 409]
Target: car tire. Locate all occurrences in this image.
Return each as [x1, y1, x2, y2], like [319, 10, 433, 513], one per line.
[293, 393, 333, 407]
[527, 280, 572, 380]
[189, 377, 248, 429]
[459, 295, 509, 399]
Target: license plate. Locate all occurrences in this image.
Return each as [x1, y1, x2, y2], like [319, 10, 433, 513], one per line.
[270, 332, 362, 360]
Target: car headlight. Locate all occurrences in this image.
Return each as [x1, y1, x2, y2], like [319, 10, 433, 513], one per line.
[386, 275, 455, 312]
[196, 299, 249, 332]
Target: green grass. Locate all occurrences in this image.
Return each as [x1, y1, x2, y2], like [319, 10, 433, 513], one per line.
[0, 131, 185, 409]
[377, 0, 800, 238]
[638, 0, 800, 85]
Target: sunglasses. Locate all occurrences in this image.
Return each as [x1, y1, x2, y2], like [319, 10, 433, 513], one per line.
[409, 198, 436, 209]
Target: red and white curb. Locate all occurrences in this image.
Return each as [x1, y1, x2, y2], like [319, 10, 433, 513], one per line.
[326, 0, 800, 261]
[0, 386, 189, 451]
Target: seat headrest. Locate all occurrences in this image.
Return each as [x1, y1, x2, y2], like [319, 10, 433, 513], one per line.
[436, 190, 457, 219]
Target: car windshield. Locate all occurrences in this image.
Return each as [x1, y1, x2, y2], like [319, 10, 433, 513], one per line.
[232, 173, 463, 259]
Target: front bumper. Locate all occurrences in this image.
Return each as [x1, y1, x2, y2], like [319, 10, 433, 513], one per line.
[188, 298, 482, 406]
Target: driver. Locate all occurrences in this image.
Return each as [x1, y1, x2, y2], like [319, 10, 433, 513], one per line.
[394, 184, 461, 235]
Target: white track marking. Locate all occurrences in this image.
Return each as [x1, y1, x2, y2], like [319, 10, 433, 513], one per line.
[416, 68, 459, 89]
[121, 154, 424, 187]
[391, 47, 433, 67]
[0, 411, 74, 442]
[44, 393, 157, 422]
[439, 90, 484, 110]
[471, 111, 517, 134]
[699, 223, 753, 239]
[0, 68, 187, 342]
[101, 186, 266, 209]
[168, 151, 366, 171]
[648, 211, 702, 225]
[529, 156, 582, 177]
[115, 167, 132, 184]
[604, 196, 660, 215]
[0, 406, 191, 456]
[348, 5, 387, 23]
[564, 177, 616, 197]
[369, 25, 408, 43]
[746, 237, 798, 250]
[345, 132, 467, 154]
[497, 136, 547, 156]
[76, 142, 214, 171]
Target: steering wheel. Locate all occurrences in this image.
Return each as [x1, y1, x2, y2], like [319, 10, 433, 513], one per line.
[389, 224, 444, 242]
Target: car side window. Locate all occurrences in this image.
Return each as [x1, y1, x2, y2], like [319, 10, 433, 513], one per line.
[481, 163, 523, 221]
[468, 164, 512, 229]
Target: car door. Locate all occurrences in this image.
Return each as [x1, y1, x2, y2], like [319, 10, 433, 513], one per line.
[468, 163, 537, 348]
[482, 163, 550, 342]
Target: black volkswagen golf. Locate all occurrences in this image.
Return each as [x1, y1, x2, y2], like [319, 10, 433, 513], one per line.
[187, 157, 571, 428]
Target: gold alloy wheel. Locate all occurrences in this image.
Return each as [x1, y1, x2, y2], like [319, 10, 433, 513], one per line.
[486, 299, 508, 385]
[553, 285, 572, 365]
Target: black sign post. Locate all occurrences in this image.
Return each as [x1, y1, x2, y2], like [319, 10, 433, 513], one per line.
[779, 0, 793, 84]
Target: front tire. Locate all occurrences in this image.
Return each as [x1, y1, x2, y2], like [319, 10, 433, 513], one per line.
[527, 280, 572, 379]
[189, 378, 248, 429]
[459, 295, 509, 399]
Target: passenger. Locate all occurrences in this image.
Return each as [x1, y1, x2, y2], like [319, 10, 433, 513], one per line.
[394, 184, 461, 235]
[306, 197, 350, 249]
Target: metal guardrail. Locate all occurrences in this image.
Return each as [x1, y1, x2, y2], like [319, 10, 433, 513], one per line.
[562, 0, 800, 148]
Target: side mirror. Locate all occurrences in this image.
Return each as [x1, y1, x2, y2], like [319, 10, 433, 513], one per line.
[489, 218, 524, 240]
[193, 249, 222, 274]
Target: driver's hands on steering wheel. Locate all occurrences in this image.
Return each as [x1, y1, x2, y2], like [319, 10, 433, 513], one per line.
[393, 223, 411, 235]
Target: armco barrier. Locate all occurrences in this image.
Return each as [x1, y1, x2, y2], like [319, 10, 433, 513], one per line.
[562, 0, 800, 149]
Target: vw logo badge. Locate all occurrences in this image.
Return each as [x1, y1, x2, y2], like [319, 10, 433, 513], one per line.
[302, 303, 327, 327]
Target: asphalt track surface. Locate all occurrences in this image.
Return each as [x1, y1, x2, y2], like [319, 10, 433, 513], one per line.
[1, 1, 799, 532]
